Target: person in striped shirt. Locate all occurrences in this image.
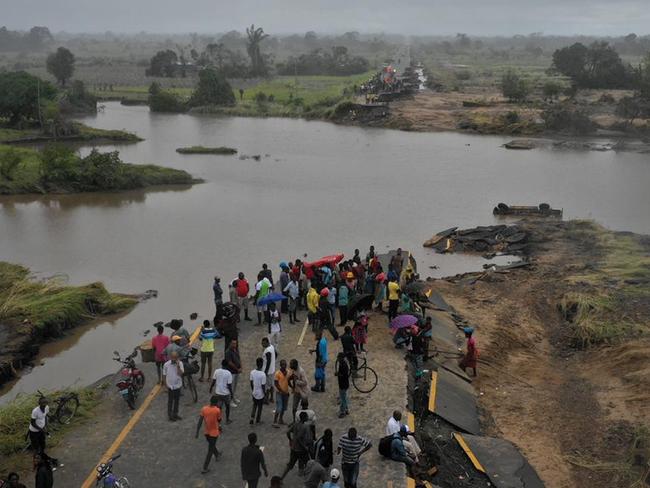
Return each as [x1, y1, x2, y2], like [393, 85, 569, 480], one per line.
[336, 427, 372, 488]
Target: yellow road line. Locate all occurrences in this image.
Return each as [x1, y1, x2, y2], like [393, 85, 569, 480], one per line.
[453, 432, 486, 473]
[406, 411, 415, 432]
[297, 318, 309, 346]
[80, 325, 203, 488]
[407, 478, 416, 488]
[428, 371, 437, 412]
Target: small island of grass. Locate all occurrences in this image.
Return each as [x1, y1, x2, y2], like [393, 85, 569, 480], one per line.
[0, 145, 198, 195]
[176, 145, 238, 155]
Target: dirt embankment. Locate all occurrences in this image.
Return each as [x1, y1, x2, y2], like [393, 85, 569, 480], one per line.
[429, 220, 650, 488]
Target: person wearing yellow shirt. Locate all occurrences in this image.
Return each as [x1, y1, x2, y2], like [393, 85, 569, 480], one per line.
[307, 286, 320, 331]
[387, 279, 401, 321]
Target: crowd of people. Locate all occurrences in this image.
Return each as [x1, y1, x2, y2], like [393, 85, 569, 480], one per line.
[11, 245, 479, 488]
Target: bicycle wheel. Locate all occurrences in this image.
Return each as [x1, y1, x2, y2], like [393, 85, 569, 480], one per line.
[56, 395, 79, 424]
[353, 366, 378, 393]
[187, 376, 198, 403]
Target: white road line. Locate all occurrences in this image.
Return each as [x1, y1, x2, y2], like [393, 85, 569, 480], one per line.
[297, 318, 309, 345]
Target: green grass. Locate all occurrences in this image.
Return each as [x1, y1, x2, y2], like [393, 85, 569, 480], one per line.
[0, 123, 141, 144]
[176, 146, 237, 155]
[0, 261, 137, 332]
[561, 221, 650, 347]
[0, 387, 101, 475]
[0, 145, 196, 195]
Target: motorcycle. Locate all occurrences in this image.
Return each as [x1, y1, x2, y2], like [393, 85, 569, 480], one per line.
[96, 454, 130, 487]
[113, 348, 145, 410]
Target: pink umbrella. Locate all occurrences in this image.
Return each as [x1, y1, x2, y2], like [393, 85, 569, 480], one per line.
[390, 314, 419, 330]
[375, 272, 386, 282]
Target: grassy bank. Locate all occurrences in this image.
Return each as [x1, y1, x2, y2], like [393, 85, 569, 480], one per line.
[0, 387, 100, 475]
[176, 146, 237, 155]
[0, 261, 137, 333]
[0, 145, 197, 195]
[561, 221, 650, 347]
[0, 123, 141, 144]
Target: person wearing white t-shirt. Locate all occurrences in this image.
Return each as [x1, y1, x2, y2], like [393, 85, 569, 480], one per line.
[210, 359, 233, 423]
[249, 357, 267, 425]
[267, 302, 282, 349]
[163, 351, 185, 421]
[261, 337, 277, 403]
[29, 396, 49, 454]
[385, 410, 421, 461]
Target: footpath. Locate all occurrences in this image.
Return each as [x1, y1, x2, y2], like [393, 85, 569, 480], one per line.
[44, 307, 408, 488]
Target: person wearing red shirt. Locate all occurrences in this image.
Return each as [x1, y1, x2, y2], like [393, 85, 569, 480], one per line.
[235, 272, 251, 321]
[151, 324, 170, 384]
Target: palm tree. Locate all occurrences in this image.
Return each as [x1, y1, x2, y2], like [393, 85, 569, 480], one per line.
[246, 24, 269, 77]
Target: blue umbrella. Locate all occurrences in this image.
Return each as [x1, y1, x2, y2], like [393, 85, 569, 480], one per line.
[256, 292, 287, 306]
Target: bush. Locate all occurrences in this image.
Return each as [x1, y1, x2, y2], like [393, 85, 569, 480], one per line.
[542, 81, 563, 101]
[39, 144, 77, 183]
[504, 111, 520, 125]
[188, 68, 235, 108]
[542, 105, 595, 135]
[254, 92, 268, 104]
[0, 148, 21, 180]
[501, 71, 529, 102]
[455, 71, 471, 81]
[149, 90, 186, 113]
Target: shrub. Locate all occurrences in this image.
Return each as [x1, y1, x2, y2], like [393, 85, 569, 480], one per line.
[504, 111, 520, 125]
[254, 92, 268, 104]
[39, 144, 77, 183]
[542, 105, 595, 135]
[501, 71, 529, 102]
[149, 90, 186, 113]
[0, 148, 21, 180]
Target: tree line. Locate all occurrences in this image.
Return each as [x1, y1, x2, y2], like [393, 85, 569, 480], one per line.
[0, 26, 53, 52]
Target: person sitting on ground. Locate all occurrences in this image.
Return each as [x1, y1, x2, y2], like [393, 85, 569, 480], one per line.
[459, 327, 479, 377]
[386, 411, 421, 462]
[322, 468, 341, 488]
[390, 426, 416, 466]
[5, 472, 27, 488]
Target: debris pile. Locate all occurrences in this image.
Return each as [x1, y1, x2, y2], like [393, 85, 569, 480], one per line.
[423, 225, 529, 255]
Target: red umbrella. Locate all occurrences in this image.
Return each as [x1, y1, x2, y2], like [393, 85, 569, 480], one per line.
[306, 254, 344, 268]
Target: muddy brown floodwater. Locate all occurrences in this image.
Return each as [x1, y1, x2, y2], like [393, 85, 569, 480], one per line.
[1, 102, 649, 401]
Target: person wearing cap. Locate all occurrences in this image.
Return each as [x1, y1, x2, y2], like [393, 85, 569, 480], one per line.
[310, 330, 328, 392]
[213, 276, 224, 318]
[459, 327, 478, 377]
[164, 334, 187, 360]
[322, 468, 341, 488]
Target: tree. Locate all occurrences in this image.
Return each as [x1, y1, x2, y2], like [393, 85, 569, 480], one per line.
[551, 42, 631, 89]
[501, 71, 529, 102]
[552, 43, 588, 81]
[542, 81, 563, 102]
[0, 71, 57, 125]
[27, 26, 53, 49]
[0, 148, 22, 181]
[246, 24, 269, 77]
[46, 47, 75, 86]
[145, 50, 178, 77]
[188, 68, 235, 107]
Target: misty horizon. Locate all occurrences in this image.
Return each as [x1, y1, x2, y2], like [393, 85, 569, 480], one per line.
[3, 0, 650, 37]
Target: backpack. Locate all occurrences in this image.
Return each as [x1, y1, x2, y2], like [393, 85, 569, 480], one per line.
[378, 434, 394, 457]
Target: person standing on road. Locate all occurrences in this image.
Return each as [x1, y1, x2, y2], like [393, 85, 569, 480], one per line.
[336, 352, 350, 418]
[210, 359, 233, 424]
[340, 326, 357, 372]
[28, 396, 49, 454]
[219, 311, 239, 354]
[288, 359, 309, 420]
[198, 320, 217, 382]
[262, 337, 277, 404]
[281, 411, 313, 479]
[163, 351, 184, 421]
[337, 427, 372, 488]
[387, 277, 401, 321]
[307, 284, 320, 331]
[241, 432, 268, 488]
[151, 324, 170, 384]
[310, 330, 328, 392]
[459, 327, 479, 377]
[327, 284, 337, 326]
[33, 453, 53, 488]
[279, 263, 290, 314]
[225, 339, 243, 405]
[318, 288, 339, 340]
[250, 357, 267, 425]
[213, 276, 224, 318]
[284, 275, 300, 324]
[352, 315, 368, 353]
[314, 428, 334, 468]
[338, 281, 349, 326]
[273, 359, 290, 427]
[255, 276, 272, 326]
[235, 272, 252, 322]
[195, 395, 222, 473]
[267, 302, 282, 349]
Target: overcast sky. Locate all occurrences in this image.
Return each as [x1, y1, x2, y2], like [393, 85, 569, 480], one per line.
[4, 0, 649, 36]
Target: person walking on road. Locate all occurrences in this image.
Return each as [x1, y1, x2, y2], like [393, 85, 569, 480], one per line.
[241, 432, 268, 488]
[235, 272, 252, 321]
[303, 459, 328, 488]
[195, 395, 222, 473]
[34, 453, 53, 488]
[281, 411, 314, 478]
[459, 327, 479, 377]
[28, 396, 49, 454]
[267, 302, 282, 349]
[314, 428, 334, 468]
[163, 351, 184, 421]
[225, 339, 242, 405]
[198, 319, 217, 382]
[262, 337, 277, 403]
[337, 427, 372, 488]
[273, 359, 290, 427]
[151, 324, 169, 384]
[288, 359, 309, 420]
[250, 357, 267, 424]
[210, 359, 233, 423]
[336, 352, 350, 418]
[310, 330, 328, 392]
[213, 276, 224, 318]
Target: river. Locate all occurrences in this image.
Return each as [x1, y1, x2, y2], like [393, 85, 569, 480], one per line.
[1, 102, 649, 401]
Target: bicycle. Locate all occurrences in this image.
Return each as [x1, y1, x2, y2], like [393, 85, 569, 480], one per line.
[22, 389, 80, 451]
[336, 352, 378, 394]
